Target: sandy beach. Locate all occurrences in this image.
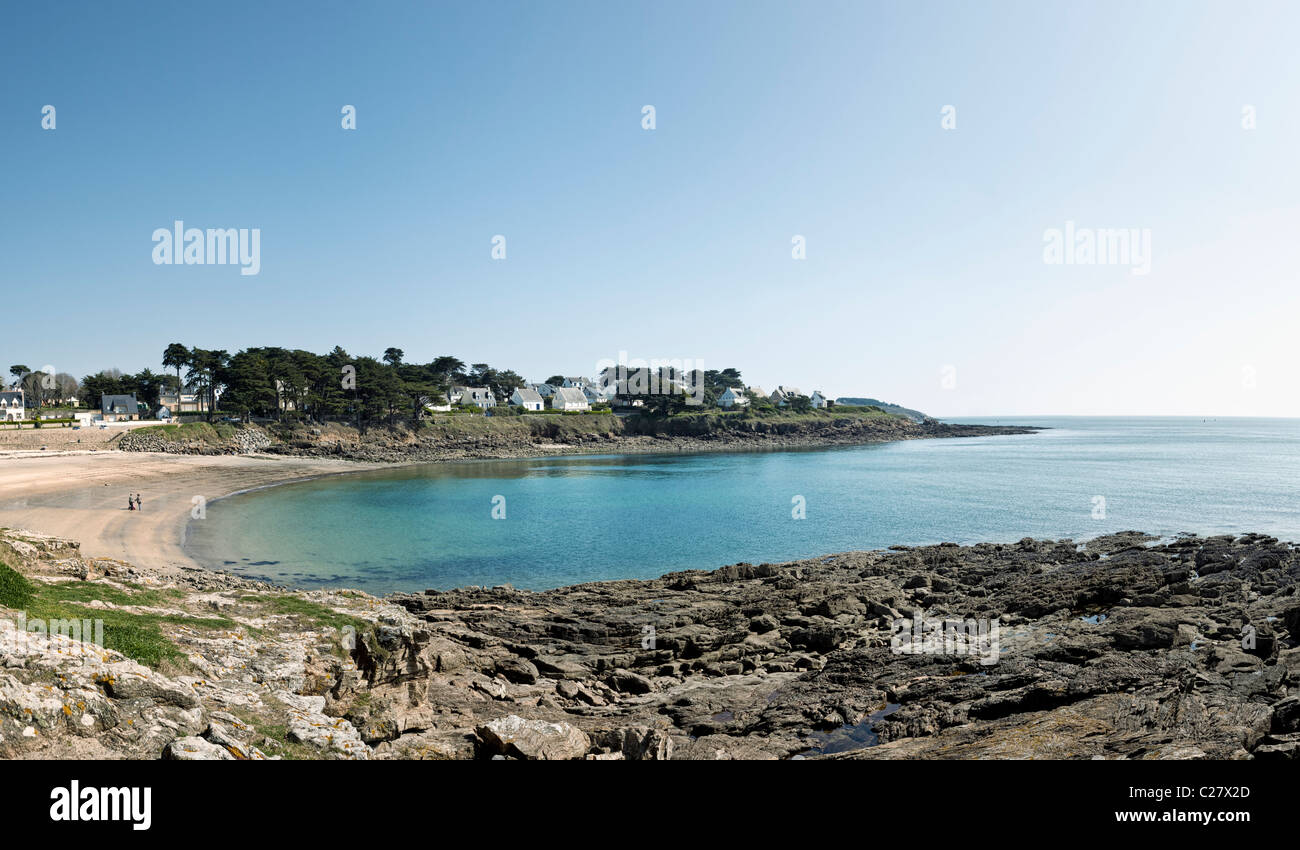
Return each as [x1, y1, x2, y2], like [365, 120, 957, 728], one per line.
[0, 450, 386, 572]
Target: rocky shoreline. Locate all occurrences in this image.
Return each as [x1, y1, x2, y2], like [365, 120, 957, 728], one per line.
[2, 527, 1297, 760]
[118, 415, 1040, 463]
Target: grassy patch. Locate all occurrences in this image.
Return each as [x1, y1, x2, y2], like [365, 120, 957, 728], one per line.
[258, 594, 367, 633]
[230, 700, 324, 760]
[0, 561, 35, 609]
[0, 561, 229, 667]
[134, 422, 238, 444]
[36, 579, 182, 608]
[250, 722, 320, 760]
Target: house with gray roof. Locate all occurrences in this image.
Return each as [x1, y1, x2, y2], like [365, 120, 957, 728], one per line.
[718, 387, 748, 408]
[770, 386, 804, 407]
[0, 390, 24, 422]
[101, 394, 141, 422]
[510, 387, 544, 411]
[551, 386, 590, 411]
[455, 387, 496, 410]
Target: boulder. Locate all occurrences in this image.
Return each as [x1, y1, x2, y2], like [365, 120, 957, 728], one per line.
[476, 714, 590, 760]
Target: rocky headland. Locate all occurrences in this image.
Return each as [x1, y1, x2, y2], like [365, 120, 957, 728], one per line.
[117, 414, 1040, 463]
[3, 527, 1298, 760]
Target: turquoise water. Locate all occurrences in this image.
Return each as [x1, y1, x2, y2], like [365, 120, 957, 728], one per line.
[185, 417, 1300, 594]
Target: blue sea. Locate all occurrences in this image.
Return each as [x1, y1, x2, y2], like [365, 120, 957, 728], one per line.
[184, 417, 1300, 594]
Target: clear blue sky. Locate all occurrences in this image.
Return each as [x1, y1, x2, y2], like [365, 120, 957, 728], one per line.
[3, 0, 1298, 416]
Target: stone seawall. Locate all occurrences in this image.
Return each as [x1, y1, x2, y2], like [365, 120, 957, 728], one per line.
[118, 426, 273, 455]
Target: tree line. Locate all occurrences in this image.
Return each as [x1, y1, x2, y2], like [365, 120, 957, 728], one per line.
[14, 345, 770, 423]
[154, 344, 530, 425]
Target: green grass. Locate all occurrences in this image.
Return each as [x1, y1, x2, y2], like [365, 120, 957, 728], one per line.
[247, 722, 320, 760]
[34, 579, 186, 608]
[0, 561, 231, 668]
[230, 700, 327, 760]
[0, 561, 35, 609]
[257, 594, 367, 633]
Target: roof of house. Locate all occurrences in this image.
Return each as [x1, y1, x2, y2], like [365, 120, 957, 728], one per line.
[773, 386, 803, 397]
[0, 390, 23, 405]
[553, 387, 588, 405]
[101, 394, 139, 414]
[746, 386, 766, 398]
[512, 388, 544, 404]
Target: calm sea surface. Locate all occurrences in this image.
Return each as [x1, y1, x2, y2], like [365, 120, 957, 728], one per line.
[185, 417, 1300, 593]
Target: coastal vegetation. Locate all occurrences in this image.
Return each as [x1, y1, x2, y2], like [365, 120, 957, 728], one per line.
[120, 405, 929, 461]
[130, 422, 239, 446]
[0, 559, 223, 668]
[29, 342, 773, 425]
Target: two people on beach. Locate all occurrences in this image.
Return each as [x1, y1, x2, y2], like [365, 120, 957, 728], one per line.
[127, 493, 142, 511]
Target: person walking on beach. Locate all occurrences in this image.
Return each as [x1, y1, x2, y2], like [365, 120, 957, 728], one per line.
[128, 495, 135, 511]
[135, 494, 142, 511]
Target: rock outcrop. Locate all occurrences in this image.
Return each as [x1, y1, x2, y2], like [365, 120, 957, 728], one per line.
[5, 528, 1298, 760]
[118, 416, 1038, 462]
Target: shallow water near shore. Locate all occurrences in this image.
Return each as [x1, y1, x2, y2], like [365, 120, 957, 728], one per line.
[185, 416, 1300, 594]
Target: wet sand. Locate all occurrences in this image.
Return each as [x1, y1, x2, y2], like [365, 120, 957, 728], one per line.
[0, 452, 388, 572]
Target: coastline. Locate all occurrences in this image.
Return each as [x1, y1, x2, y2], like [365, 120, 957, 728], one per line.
[1, 421, 1037, 579]
[2, 425, 1296, 762]
[2, 524, 1295, 760]
[0, 452, 396, 575]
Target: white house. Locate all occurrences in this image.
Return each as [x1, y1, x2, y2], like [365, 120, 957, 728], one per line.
[456, 387, 496, 409]
[718, 387, 749, 409]
[0, 390, 24, 422]
[551, 386, 590, 411]
[561, 377, 592, 390]
[811, 390, 832, 409]
[531, 383, 556, 398]
[510, 387, 544, 411]
[421, 394, 452, 413]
